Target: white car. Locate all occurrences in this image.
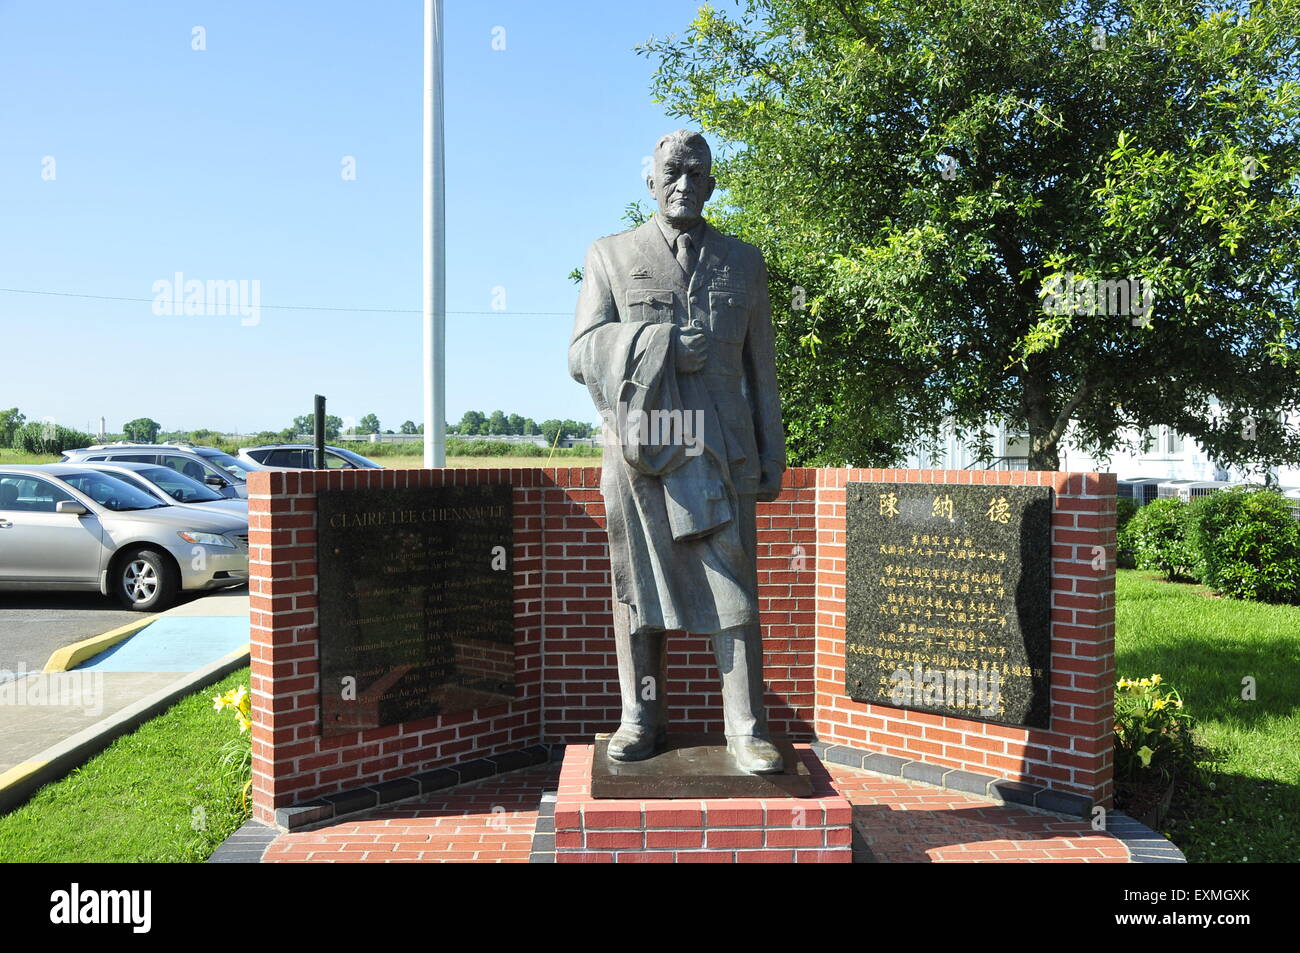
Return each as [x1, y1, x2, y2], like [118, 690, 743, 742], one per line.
[65, 462, 249, 517]
[61, 443, 267, 498]
[237, 443, 383, 470]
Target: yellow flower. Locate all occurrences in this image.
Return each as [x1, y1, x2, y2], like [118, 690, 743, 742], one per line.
[1137, 745, 1155, 767]
[1151, 674, 1163, 685]
[1152, 697, 1167, 710]
[1139, 678, 1153, 687]
[1174, 698, 1184, 709]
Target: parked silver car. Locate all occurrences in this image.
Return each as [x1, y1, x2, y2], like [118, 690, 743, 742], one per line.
[0, 465, 248, 610]
[60, 443, 263, 499]
[66, 461, 249, 518]
[237, 443, 383, 470]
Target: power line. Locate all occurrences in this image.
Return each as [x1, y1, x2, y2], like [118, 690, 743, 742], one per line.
[0, 287, 570, 316]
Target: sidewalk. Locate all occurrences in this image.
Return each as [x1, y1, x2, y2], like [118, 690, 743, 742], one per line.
[0, 589, 250, 810]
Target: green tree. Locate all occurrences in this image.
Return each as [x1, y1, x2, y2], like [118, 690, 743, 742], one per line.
[459, 410, 486, 436]
[0, 408, 26, 448]
[540, 419, 566, 445]
[358, 413, 381, 435]
[562, 419, 590, 439]
[123, 417, 162, 443]
[522, 417, 538, 436]
[292, 414, 342, 440]
[506, 413, 525, 435]
[399, 420, 419, 434]
[487, 410, 508, 435]
[643, 0, 1300, 469]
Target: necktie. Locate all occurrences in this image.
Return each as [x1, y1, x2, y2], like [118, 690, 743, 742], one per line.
[676, 232, 696, 277]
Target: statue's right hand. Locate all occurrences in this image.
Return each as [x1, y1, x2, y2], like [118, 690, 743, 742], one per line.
[674, 321, 708, 374]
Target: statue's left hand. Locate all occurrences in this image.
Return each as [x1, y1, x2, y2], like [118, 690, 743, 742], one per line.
[757, 470, 783, 503]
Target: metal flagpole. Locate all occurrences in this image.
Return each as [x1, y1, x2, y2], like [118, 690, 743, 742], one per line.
[423, 0, 446, 467]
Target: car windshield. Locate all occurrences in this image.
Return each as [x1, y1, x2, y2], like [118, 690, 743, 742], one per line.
[138, 465, 225, 503]
[332, 448, 382, 468]
[60, 472, 168, 511]
[86, 468, 161, 499]
[198, 450, 252, 479]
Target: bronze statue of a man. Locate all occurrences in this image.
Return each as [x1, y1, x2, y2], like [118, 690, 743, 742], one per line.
[568, 130, 786, 772]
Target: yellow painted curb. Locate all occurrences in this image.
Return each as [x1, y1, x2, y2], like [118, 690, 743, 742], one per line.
[43, 615, 157, 673]
[0, 760, 49, 792]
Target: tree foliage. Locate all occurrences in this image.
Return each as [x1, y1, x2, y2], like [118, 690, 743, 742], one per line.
[0, 408, 26, 448]
[123, 417, 162, 443]
[641, 0, 1300, 468]
[292, 414, 342, 440]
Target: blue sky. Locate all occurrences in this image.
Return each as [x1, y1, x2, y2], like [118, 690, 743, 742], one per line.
[0, 0, 712, 435]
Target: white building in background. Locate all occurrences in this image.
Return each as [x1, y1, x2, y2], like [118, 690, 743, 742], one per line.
[902, 410, 1300, 487]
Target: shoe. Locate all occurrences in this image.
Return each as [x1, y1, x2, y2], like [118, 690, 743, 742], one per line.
[727, 736, 782, 773]
[606, 724, 666, 762]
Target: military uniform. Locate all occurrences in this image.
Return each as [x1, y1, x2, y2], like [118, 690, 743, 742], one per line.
[568, 215, 786, 753]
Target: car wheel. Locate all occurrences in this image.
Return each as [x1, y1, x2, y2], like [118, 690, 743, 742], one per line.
[115, 548, 179, 611]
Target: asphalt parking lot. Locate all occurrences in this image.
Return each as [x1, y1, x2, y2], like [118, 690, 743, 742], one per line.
[0, 591, 220, 675]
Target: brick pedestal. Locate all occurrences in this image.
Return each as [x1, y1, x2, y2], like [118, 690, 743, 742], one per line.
[553, 744, 852, 863]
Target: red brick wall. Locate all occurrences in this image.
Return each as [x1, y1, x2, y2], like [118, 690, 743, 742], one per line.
[249, 466, 1114, 824]
[248, 467, 818, 823]
[814, 469, 1116, 807]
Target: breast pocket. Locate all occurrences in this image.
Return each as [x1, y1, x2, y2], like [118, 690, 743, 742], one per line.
[626, 289, 675, 323]
[708, 290, 748, 342]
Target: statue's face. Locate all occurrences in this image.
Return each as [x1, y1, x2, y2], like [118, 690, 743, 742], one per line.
[648, 142, 715, 227]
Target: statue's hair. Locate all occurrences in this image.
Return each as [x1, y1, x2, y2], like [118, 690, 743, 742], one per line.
[654, 129, 711, 167]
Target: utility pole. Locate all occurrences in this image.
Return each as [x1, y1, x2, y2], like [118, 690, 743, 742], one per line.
[422, 0, 446, 467]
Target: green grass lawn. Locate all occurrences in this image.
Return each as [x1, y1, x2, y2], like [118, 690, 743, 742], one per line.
[0, 449, 58, 464]
[1115, 569, 1299, 862]
[0, 668, 251, 863]
[0, 447, 594, 469]
[386, 454, 602, 469]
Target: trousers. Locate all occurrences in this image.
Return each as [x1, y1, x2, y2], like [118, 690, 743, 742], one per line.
[610, 494, 770, 739]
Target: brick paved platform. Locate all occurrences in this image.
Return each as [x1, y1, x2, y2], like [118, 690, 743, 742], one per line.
[258, 756, 1166, 863]
[553, 744, 852, 863]
[262, 764, 559, 863]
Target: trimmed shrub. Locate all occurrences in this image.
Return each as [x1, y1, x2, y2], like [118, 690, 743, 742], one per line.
[1124, 497, 1199, 581]
[1186, 487, 1300, 603]
[1115, 497, 1140, 568]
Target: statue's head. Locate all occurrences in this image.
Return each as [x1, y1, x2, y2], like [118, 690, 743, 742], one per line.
[647, 130, 715, 229]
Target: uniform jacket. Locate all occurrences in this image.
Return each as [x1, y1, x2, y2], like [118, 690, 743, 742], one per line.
[568, 217, 786, 635]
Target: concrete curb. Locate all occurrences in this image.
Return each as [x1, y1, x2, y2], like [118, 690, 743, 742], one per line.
[42, 615, 157, 673]
[0, 644, 251, 816]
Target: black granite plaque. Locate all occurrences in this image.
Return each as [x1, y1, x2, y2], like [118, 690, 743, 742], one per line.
[316, 483, 515, 736]
[845, 482, 1052, 728]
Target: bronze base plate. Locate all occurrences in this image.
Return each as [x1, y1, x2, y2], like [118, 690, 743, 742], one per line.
[590, 733, 814, 799]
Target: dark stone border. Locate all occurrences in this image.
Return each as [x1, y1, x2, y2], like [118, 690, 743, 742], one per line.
[207, 819, 279, 864]
[812, 741, 1185, 863]
[1102, 810, 1188, 863]
[812, 741, 1093, 817]
[528, 791, 557, 863]
[272, 743, 559, 831]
